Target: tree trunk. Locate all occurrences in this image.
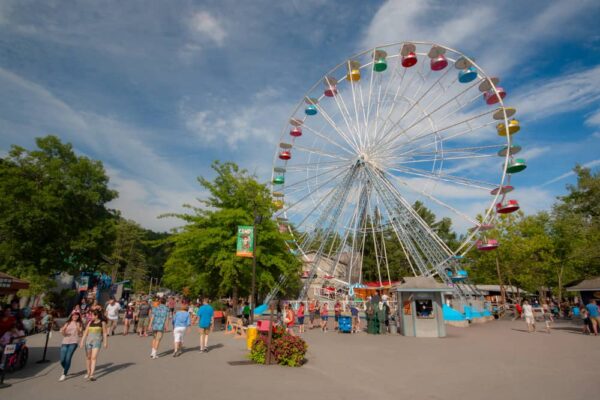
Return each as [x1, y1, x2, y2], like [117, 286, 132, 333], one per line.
[232, 285, 238, 314]
[557, 264, 564, 303]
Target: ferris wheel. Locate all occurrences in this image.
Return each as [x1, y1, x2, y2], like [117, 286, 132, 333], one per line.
[269, 41, 526, 301]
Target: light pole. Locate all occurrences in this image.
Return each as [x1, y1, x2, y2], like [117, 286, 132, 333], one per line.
[250, 209, 262, 325]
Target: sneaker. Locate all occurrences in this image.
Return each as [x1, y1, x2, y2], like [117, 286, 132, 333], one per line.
[84, 374, 89, 380]
[203, 348, 209, 353]
[59, 374, 66, 382]
[90, 376, 96, 381]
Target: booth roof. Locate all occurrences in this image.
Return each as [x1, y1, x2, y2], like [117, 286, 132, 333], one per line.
[392, 277, 448, 292]
[566, 277, 600, 292]
[0, 271, 30, 294]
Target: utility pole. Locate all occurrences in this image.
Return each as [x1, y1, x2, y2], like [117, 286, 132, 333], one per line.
[250, 208, 258, 325]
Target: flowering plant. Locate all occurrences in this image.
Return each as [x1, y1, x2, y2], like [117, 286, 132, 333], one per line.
[249, 332, 307, 367]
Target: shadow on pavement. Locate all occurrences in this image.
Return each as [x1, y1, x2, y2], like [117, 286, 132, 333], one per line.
[95, 362, 135, 378]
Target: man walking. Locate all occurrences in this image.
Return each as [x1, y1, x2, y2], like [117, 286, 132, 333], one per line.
[149, 297, 169, 359]
[105, 297, 121, 336]
[522, 300, 536, 333]
[585, 300, 599, 336]
[196, 298, 214, 353]
[137, 299, 151, 337]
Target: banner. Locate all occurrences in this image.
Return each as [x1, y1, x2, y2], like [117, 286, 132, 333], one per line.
[236, 225, 254, 258]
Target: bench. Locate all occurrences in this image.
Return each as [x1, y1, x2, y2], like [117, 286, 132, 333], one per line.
[225, 316, 247, 338]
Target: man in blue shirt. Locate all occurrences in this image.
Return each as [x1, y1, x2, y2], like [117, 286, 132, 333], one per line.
[585, 300, 599, 335]
[196, 298, 214, 352]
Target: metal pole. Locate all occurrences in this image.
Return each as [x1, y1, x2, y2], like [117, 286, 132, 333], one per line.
[250, 208, 257, 325]
[36, 316, 52, 364]
[265, 301, 275, 365]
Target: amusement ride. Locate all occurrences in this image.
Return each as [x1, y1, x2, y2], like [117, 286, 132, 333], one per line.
[267, 41, 526, 306]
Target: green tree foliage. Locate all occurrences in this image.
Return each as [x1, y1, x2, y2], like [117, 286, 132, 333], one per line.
[468, 165, 600, 299]
[0, 136, 117, 291]
[162, 161, 301, 300]
[102, 219, 168, 292]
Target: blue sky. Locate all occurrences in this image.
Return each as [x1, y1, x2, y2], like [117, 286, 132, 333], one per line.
[1, 0, 599, 232]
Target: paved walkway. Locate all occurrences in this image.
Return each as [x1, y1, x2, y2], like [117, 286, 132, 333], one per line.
[2, 319, 599, 400]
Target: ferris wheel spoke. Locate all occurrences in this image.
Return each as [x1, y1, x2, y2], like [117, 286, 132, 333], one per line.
[384, 152, 497, 165]
[284, 159, 350, 171]
[404, 144, 505, 157]
[373, 194, 392, 283]
[377, 64, 453, 147]
[347, 64, 365, 149]
[373, 61, 425, 145]
[388, 78, 480, 146]
[311, 104, 361, 153]
[383, 170, 479, 225]
[293, 182, 347, 233]
[368, 168, 454, 260]
[279, 163, 349, 191]
[329, 85, 363, 148]
[388, 165, 496, 191]
[293, 144, 352, 161]
[365, 188, 384, 285]
[301, 121, 357, 156]
[369, 183, 427, 275]
[383, 113, 496, 157]
[276, 166, 350, 216]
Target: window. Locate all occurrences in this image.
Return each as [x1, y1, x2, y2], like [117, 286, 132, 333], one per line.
[416, 299, 434, 319]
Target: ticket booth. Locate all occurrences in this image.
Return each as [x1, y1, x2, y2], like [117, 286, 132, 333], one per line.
[394, 277, 447, 338]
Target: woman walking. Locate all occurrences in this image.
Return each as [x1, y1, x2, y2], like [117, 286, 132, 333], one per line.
[80, 309, 108, 381]
[284, 304, 295, 336]
[123, 303, 135, 335]
[320, 303, 329, 332]
[297, 302, 305, 334]
[59, 312, 83, 381]
[172, 305, 190, 357]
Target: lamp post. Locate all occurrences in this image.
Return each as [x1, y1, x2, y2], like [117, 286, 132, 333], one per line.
[250, 209, 262, 325]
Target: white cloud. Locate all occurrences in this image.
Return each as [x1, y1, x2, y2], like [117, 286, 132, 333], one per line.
[180, 11, 227, 61]
[586, 108, 600, 127]
[181, 87, 295, 149]
[106, 168, 200, 232]
[541, 158, 600, 186]
[189, 11, 227, 46]
[0, 67, 200, 230]
[513, 65, 600, 122]
[360, 0, 594, 75]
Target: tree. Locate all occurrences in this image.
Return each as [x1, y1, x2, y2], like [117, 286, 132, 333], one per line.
[0, 136, 117, 291]
[162, 161, 301, 301]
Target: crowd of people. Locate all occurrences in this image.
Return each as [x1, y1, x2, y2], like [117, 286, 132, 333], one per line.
[52, 295, 216, 381]
[2, 291, 600, 382]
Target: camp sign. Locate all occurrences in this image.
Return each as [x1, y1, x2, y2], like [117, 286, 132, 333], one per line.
[236, 225, 254, 258]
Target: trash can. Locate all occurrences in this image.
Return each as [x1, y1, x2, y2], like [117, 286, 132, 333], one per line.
[338, 315, 352, 333]
[246, 325, 258, 350]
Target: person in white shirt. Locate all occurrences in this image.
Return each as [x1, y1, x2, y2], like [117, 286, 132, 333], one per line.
[522, 300, 536, 333]
[105, 298, 121, 336]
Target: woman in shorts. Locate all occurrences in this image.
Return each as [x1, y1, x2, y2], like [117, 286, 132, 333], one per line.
[320, 302, 329, 332]
[123, 303, 135, 335]
[297, 302, 305, 333]
[172, 305, 190, 357]
[80, 309, 108, 381]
